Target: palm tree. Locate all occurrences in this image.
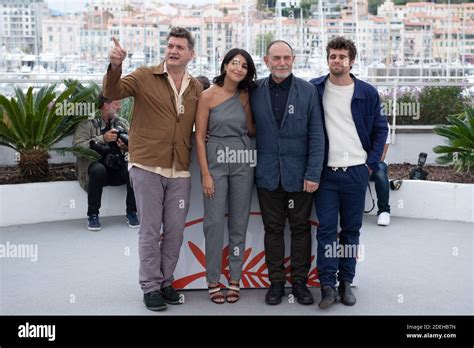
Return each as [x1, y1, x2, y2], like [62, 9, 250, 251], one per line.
[64, 78, 134, 122]
[433, 106, 474, 173]
[0, 81, 98, 182]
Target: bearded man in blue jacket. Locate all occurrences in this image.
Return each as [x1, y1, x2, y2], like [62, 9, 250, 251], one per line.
[310, 36, 388, 309]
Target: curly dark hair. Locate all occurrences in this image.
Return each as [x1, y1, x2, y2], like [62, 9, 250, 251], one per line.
[167, 27, 195, 50]
[326, 36, 357, 62]
[213, 48, 257, 91]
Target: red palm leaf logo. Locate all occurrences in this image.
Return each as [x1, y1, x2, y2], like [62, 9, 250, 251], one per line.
[172, 243, 321, 289]
[172, 213, 321, 289]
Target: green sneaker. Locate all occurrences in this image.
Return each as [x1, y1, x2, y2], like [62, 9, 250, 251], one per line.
[143, 290, 167, 311]
[161, 285, 182, 305]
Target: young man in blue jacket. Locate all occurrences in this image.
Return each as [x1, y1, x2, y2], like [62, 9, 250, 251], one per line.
[251, 40, 325, 306]
[310, 37, 388, 309]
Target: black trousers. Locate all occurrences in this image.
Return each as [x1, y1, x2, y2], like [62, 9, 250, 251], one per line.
[87, 161, 137, 216]
[257, 185, 313, 283]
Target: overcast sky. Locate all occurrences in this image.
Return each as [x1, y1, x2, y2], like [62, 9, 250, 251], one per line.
[45, 0, 217, 13]
[45, 0, 85, 12]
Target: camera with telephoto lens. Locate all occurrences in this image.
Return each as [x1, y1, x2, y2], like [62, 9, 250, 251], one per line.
[88, 121, 128, 170]
[409, 152, 428, 180]
[89, 139, 110, 157]
[89, 137, 126, 171]
[390, 152, 428, 190]
[115, 126, 129, 146]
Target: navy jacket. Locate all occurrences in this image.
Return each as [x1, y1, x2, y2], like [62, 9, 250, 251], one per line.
[309, 73, 388, 172]
[250, 75, 325, 192]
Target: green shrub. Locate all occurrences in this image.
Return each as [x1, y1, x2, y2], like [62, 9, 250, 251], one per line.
[382, 86, 468, 125]
[0, 82, 97, 182]
[433, 106, 474, 173]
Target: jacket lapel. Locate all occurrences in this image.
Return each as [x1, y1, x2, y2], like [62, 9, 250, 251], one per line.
[279, 75, 296, 133]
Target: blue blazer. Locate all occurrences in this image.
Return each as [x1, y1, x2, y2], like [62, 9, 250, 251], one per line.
[250, 75, 325, 192]
[310, 73, 388, 172]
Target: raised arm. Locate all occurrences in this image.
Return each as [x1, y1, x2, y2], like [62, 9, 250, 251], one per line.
[103, 37, 142, 101]
[110, 37, 127, 71]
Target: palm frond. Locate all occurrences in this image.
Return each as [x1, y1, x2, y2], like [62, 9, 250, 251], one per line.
[433, 106, 474, 173]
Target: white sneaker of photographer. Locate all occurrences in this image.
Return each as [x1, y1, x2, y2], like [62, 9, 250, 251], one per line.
[377, 212, 390, 226]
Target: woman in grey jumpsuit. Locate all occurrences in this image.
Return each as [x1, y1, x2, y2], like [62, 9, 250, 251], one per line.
[195, 48, 257, 304]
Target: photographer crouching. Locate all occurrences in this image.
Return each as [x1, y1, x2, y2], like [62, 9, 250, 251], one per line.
[73, 93, 139, 231]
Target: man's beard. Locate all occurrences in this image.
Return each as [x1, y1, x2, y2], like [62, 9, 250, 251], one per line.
[105, 112, 118, 123]
[272, 69, 291, 80]
[330, 67, 345, 77]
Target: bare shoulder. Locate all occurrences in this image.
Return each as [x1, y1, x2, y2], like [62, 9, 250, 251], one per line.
[198, 86, 216, 104]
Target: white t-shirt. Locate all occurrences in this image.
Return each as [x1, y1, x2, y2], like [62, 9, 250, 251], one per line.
[323, 79, 367, 167]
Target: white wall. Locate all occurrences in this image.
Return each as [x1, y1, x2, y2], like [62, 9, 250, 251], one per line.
[0, 181, 126, 227]
[1, 131, 471, 227]
[0, 132, 446, 166]
[1, 178, 472, 228]
[385, 132, 444, 165]
[0, 135, 76, 166]
[364, 180, 473, 223]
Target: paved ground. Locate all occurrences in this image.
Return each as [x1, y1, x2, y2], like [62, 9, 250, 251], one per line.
[0, 215, 472, 315]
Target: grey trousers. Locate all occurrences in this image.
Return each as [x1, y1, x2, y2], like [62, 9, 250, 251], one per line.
[203, 163, 254, 284]
[129, 166, 191, 294]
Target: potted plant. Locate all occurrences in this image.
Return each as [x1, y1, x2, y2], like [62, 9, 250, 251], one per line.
[433, 106, 473, 173]
[0, 81, 98, 182]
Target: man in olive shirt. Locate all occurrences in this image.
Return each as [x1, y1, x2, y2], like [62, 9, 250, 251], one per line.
[103, 27, 202, 311]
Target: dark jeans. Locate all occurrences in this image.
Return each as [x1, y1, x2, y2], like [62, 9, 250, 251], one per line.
[87, 161, 137, 216]
[257, 185, 313, 283]
[314, 164, 369, 287]
[369, 161, 390, 215]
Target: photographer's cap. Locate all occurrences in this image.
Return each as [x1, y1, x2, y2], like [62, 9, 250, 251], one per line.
[97, 92, 110, 110]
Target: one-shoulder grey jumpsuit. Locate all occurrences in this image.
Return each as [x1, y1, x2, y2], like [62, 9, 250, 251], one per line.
[203, 91, 255, 284]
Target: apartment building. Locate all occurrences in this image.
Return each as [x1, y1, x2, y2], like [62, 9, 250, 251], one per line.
[42, 15, 81, 56]
[81, 10, 114, 61]
[0, 0, 47, 53]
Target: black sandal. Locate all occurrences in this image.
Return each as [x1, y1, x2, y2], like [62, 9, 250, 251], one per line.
[208, 285, 225, 304]
[226, 281, 240, 303]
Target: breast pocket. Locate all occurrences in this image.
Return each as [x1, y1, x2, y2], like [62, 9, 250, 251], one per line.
[182, 95, 199, 116]
[290, 113, 308, 136]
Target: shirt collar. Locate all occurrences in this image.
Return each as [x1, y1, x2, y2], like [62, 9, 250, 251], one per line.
[320, 73, 365, 99]
[162, 62, 191, 81]
[269, 73, 292, 90]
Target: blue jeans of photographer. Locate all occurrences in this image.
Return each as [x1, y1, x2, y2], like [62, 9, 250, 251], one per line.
[369, 161, 390, 215]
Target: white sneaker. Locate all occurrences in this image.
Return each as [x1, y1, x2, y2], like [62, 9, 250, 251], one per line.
[377, 212, 390, 226]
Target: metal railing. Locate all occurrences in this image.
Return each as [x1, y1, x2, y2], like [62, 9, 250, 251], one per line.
[1, 73, 472, 145]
